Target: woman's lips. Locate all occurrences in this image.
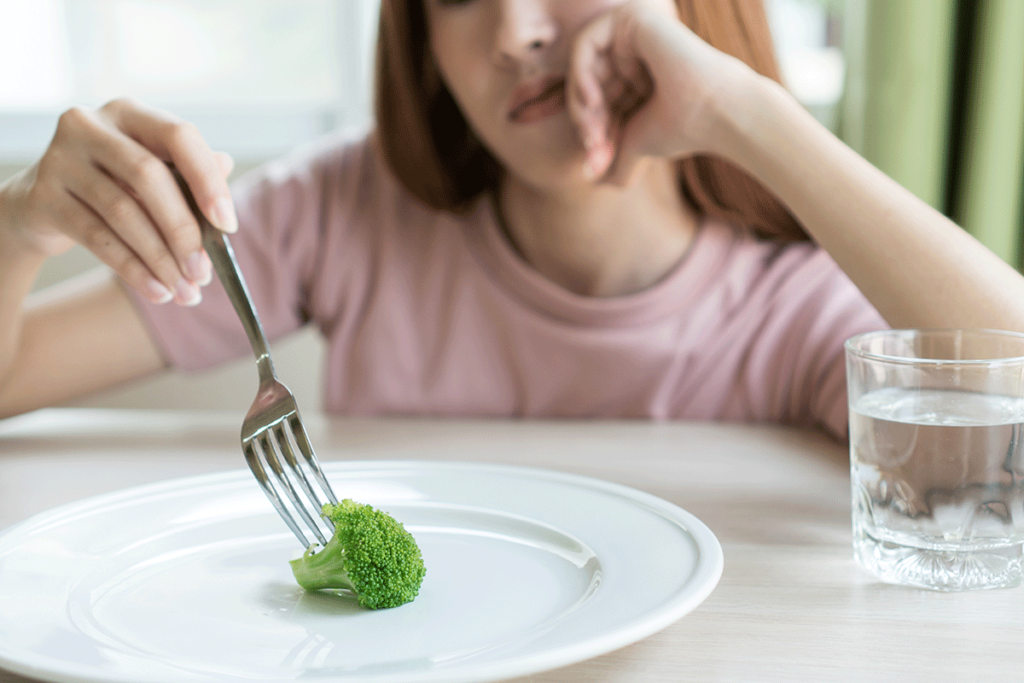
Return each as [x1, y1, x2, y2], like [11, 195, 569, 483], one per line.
[508, 78, 567, 123]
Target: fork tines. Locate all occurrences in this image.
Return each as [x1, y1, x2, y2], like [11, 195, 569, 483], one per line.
[243, 414, 339, 549]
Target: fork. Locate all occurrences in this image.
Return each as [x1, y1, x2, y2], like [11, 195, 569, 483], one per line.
[171, 167, 338, 549]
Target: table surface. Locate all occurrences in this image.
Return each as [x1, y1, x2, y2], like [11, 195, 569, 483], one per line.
[1, 408, 1022, 683]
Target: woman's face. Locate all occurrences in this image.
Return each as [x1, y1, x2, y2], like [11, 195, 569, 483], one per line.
[423, 0, 626, 190]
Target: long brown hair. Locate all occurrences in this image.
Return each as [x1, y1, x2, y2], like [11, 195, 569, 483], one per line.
[375, 0, 807, 241]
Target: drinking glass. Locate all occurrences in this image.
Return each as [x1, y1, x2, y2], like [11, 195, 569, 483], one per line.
[845, 328, 1024, 591]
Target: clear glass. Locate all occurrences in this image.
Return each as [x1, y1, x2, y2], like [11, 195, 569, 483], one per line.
[845, 329, 1024, 591]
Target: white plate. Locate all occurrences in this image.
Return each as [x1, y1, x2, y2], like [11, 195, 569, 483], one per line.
[0, 461, 722, 683]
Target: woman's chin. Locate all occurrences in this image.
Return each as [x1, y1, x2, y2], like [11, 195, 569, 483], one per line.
[501, 151, 597, 193]
[511, 168, 593, 195]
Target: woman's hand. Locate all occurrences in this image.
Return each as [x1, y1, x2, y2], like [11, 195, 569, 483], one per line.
[566, 0, 755, 184]
[0, 98, 236, 305]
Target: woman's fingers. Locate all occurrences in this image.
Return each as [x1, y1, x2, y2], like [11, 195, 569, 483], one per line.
[101, 99, 237, 235]
[567, 12, 616, 160]
[213, 151, 235, 178]
[55, 104, 207, 299]
[49, 189, 175, 305]
[34, 99, 233, 305]
[63, 165, 203, 305]
[600, 106, 656, 186]
[76, 129, 205, 288]
[567, 7, 655, 182]
[94, 100, 230, 285]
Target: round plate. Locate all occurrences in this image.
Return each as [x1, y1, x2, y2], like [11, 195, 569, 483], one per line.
[0, 461, 722, 683]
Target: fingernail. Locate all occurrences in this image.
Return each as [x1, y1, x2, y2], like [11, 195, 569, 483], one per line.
[185, 250, 212, 286]
[174, 278, 202, 307]
[212, 196, 238, 233]
[146, 278, 174, 304]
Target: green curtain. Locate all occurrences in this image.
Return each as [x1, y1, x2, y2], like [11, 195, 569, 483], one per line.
[840, 0, 1024, 269]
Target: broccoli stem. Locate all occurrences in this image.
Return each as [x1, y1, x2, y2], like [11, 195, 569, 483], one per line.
[289, 537, 357, 593]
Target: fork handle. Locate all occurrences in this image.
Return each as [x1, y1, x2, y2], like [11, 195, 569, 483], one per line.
[170, 167, 277, 385]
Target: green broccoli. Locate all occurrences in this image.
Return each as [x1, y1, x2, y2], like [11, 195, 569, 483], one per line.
[289, 499, 426, 610]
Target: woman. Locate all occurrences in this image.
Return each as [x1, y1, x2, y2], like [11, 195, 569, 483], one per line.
[1, 0, 1022, 439]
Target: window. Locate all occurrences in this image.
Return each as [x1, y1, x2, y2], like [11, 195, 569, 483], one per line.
[0, 0, 381, 163]
[767, 0, 847, 131]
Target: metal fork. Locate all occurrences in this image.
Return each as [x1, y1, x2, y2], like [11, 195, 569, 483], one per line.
[172, 168, 338, 549]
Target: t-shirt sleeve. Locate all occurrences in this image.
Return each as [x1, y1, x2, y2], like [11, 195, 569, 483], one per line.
[749, 245, 888, 440]
[122, 132, 367, 373]
[794, 259, 887, 440]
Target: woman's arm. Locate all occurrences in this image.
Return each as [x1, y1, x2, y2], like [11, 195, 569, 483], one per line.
[0, 203, 167, 418]
[0, 265, 168, 419]
[568, 1, 1024, 332]
[709, 76, 1024, 332]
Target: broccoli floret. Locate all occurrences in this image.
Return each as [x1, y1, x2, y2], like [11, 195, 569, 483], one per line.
[289, 499, 426, 610]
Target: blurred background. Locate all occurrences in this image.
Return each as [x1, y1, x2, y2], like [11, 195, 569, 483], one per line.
[0, 0, 1021, 413]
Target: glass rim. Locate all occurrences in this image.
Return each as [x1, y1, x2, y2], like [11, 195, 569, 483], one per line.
[844, 328, 1024, 366]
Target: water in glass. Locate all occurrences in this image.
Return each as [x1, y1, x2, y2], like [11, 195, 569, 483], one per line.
[850, 387, 1024, 590]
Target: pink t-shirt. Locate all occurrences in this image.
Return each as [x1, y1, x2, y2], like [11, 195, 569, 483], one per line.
[127, 131, 887, 438]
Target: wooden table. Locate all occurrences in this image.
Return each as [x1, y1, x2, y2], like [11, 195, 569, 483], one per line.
[1, 408, 1022, 682]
